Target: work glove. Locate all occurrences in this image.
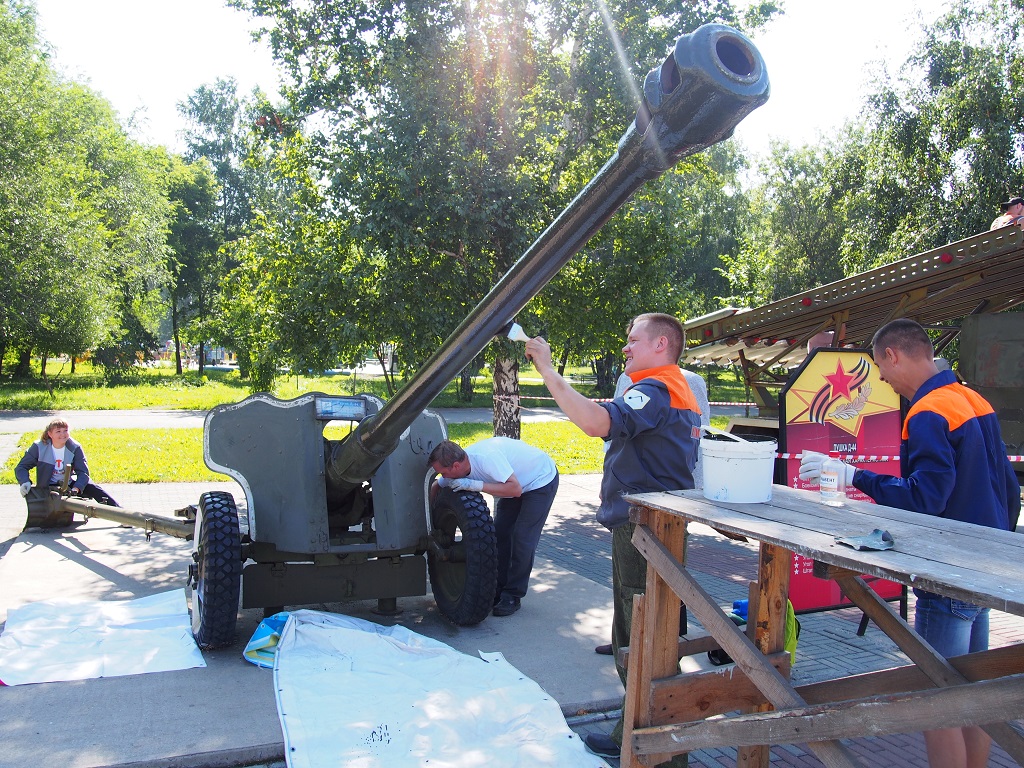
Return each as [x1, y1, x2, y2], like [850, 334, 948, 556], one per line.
[19, 481, 32, 497]
[798, 451, 826, 482]
[799, 452, 856, 483]
[449, 478, 484, 493]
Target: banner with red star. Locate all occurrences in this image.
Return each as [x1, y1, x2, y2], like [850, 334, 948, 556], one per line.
[780, 348, 905, 611]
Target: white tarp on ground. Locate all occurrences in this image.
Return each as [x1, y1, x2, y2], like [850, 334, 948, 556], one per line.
[274, 610, 610, 768]
[0, 589, 205, 686]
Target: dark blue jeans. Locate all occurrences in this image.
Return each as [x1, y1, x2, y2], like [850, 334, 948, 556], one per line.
[493, 473, 559, 600]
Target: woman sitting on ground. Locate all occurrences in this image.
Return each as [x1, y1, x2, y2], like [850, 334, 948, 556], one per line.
[15, 418, 118, 506]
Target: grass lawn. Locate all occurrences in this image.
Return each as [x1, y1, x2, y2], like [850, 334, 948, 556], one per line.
[0, 416, 732, 484]
[0, 359, 743, 483]
[0, 360, 751, 411]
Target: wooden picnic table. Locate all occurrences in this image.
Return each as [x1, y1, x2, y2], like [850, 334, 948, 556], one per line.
[619, 485, 1024, 768]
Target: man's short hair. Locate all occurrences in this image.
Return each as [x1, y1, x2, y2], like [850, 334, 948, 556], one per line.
[871, 319, 934, 360]
[629, 313, 684, 362]
[428, 440, 466, 468]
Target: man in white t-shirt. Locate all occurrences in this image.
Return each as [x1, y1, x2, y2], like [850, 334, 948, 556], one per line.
[429, 438, 559, 617]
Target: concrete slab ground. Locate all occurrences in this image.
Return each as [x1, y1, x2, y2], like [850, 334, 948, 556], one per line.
[0, 479, 634, 768]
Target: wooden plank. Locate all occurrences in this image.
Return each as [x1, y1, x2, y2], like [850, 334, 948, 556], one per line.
[618, 628, 720, 669]
[632, 672, 1024, 756]
[640, 508, 688, 766]
[626, 489, 1024, 615]
[648, 510, 687, 679]
[623, 509, 689, 767]
[651, 644, 1024, 717]
[620, 593, 651, 768]
[632, 524, 862, 768]
[641, 485, 1024, 553]
[836, 574, 1024, 764]
[737, 542, 791, 768]
[649, 653, 791, 724]
[797, 644, 1024, 704]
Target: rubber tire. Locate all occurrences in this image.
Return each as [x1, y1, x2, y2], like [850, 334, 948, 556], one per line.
[427, 488, 498, 626]
[190, 491, 242, 649]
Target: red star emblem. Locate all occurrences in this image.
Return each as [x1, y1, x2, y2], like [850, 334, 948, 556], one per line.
[824, 360, 855, 400]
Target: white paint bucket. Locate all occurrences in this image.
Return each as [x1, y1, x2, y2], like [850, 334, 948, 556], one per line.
[700, 428, 777, 503]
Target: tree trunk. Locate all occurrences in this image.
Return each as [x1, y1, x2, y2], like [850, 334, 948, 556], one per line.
[40, 354, 48, 378]
[197, 341, 206, 376]
[492, 355, 521, 439]
[594, 353, 618, 397]
[458, 369, 474, 402]
[376, 345, 396, 396]
[172, 306, 183, 375]
[557, 346, 570, 377]
[236, 349, 252, 380]
[14, 347, 31, 378]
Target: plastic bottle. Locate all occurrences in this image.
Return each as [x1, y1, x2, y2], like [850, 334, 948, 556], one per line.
[819, 451, 847, 506]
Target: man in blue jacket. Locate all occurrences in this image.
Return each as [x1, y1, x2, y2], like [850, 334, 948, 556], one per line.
[526, 312, 700, 765]
[801, 318, 1020, 768]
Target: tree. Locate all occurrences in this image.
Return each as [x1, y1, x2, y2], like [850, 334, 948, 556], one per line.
[539, 143, 750, 393]
[851, 0, 1024, 260]
[716, 0, 1024, 312]
[232, 0, 777, 431]
[0, 2, 169, 378]
[178, 78, 260, 242]
[721, 140, 850, 304]
[165, 156, 222, 375]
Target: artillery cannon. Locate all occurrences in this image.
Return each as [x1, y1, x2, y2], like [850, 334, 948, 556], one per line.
[24, 23, 769, 649]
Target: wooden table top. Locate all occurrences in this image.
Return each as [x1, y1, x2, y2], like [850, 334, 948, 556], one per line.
[625, 486, 1024, 617]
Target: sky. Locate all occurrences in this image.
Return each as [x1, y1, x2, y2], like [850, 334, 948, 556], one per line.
[32, 0, 949, 158]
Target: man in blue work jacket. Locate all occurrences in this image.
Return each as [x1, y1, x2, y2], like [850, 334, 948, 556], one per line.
[801, 318, 1020, 768]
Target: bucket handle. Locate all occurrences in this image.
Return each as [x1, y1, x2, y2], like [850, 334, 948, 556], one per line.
[701, 425, 753, 443]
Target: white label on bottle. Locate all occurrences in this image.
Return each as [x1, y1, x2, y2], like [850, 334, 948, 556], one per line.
[820, 470, 840, 495]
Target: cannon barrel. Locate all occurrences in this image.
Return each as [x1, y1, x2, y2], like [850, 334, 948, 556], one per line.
[24, 490, 195, 539]
[326, 23, 769, 494]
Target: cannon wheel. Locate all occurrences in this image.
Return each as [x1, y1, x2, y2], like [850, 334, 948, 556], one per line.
[428, 489, 498, 626]
[189, 491, 242, 649]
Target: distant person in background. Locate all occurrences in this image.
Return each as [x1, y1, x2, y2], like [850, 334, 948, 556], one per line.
[990, 195, 1024, 230]
[15, 419, 119, 506]
[429, 437, 558, 617]
[806, 330, 835, 354]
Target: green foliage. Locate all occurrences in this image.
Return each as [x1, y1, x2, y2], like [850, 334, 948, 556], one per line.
[0, 429, 225, 483]
[0, 357, 749, 411]
[164, 155, 223, 373]
[0, 2, 170, 377]
[722, 140, 850, 303]
[223, 0, 778, 406]
[853, 0, 1024, 253]
[725, 0, 1024, 310]
[178, 78, 262, 242]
